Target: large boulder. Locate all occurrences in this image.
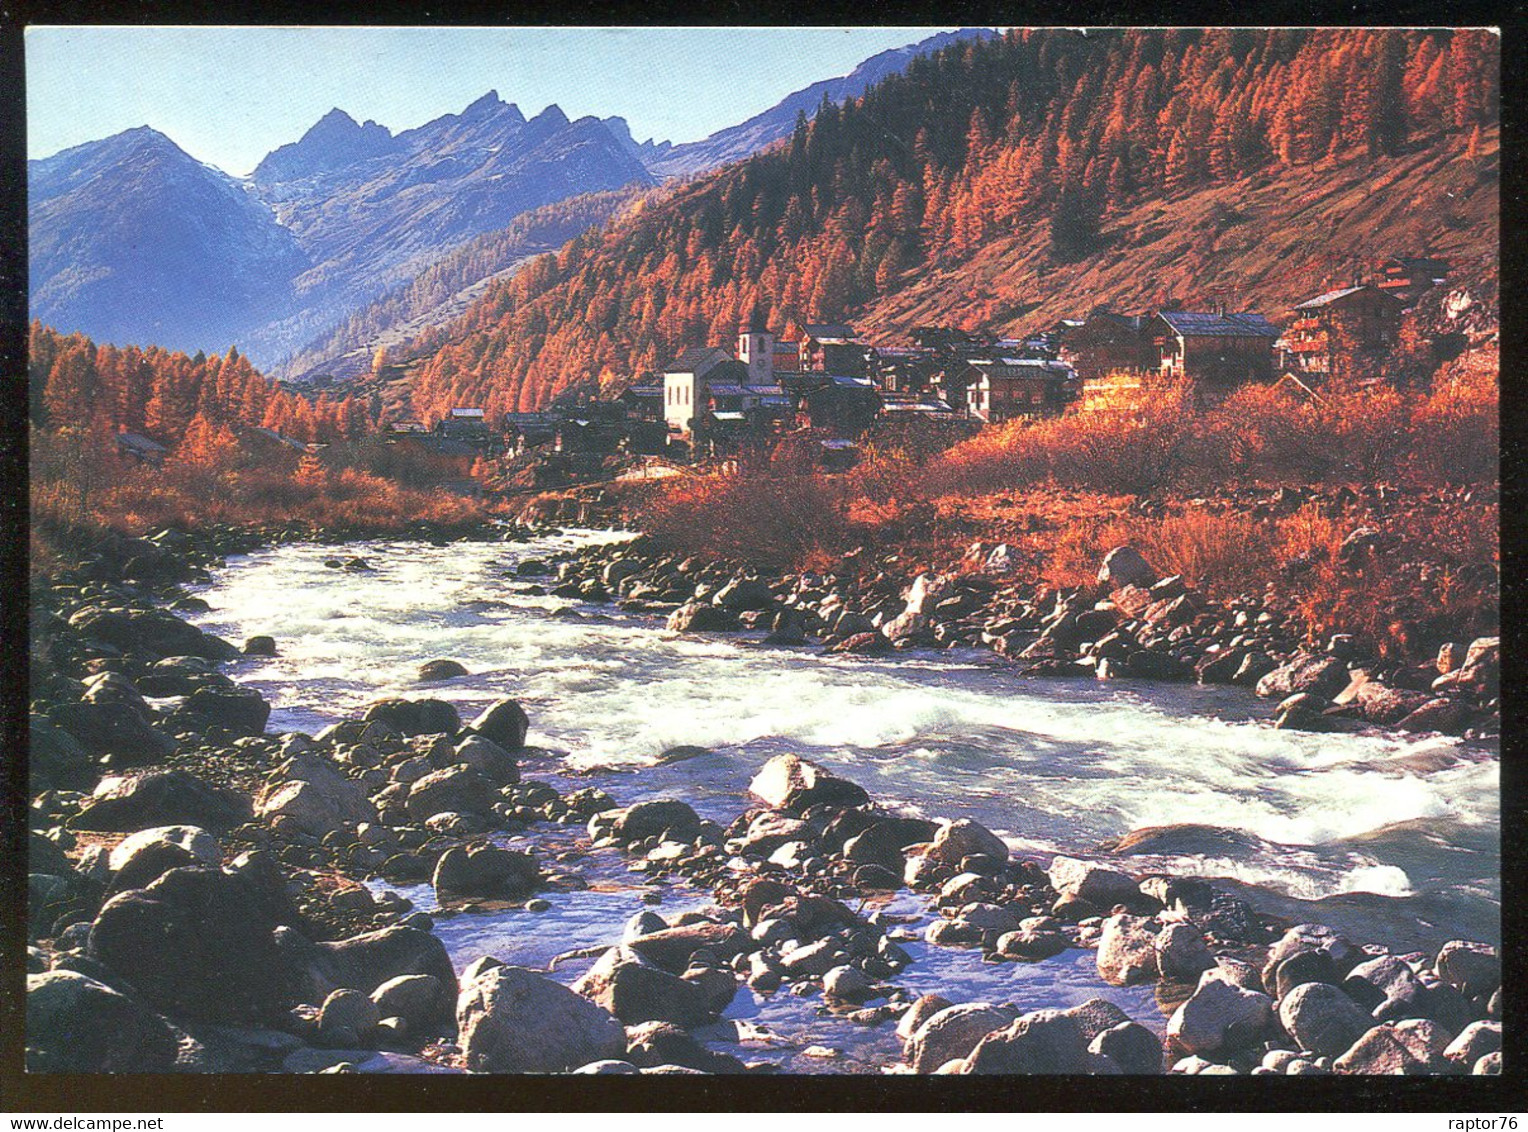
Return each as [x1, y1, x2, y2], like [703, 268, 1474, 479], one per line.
[279, 925, 456, 1020]
[257, 753, 377, 837]
[363, 698, 461, 737]
[1435, 940, 1500, 998]
[927, 818, 1009, 868]
[666, 602, 739, 633]
[453, 735, 520, 785]
[105, 825, 222, 895]
[71, 770, 251, 832]
[572, 946, 723, 1027]
[46, 701, 177, 763]
[1099, 547, 1157, 590]
[1255, 654, 1350, 700]
[26, 970, 178, 1072]
[1089, 1021, 1163, 1075]
[596, 800, 702, 844]
[458, 964, 626, 1073]
[1096, 914, 1160, 986]
[467, 699, 531, 750]
[1278, 981, 1377, 1059]
[405, 765, 500, 820]
[714, 577, 775, 612]
[842, 817, 939, 871]
[433, 845, 541, 901]
[624, 922, 750, 972]
[370, 974, 448, 1034]
[87, 866, 296, 1022]
[1166, 969, 1273, 1055]
[172, 686, 272, 738]
[1261, 924, 1360, 987]
[965, 1000, 1131, 1074]
[905, 1002, 1018, 1074]
[748, 753, 869, 813]
[1154, 922, 1217, 981]
[1047, 856, 1138, 907]
[1334, 1021, 1455, 1075]
[68, 607, 237, 661]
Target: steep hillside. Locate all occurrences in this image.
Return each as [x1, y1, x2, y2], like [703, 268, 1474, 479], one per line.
[629, 28, 998, 179]
[396, 28, 1499, 420]
[29, 128, 308, 355]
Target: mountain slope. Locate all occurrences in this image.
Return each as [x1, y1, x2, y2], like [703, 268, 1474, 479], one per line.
[281, 184, 647, 382]
[627, 28, 998, 179]
[395, 28, 1498, 420]
[29, 128, 308, 355]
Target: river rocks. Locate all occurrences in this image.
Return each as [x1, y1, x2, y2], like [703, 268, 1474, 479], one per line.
[823, 964, 875, 1002]
[715, 577, 775, 611]
[1349, 681, 1432, 726]
[1166, 969, 1273, 1055]
[595, 799, 702, 845]
[50, 688, 176, 756]
[26, 970, 178, 1073]
[748, 753, 869, 814]
[257, 753, 378, 837]
[1099, 547, 1157, 590]
[433, 845, 541, 901]
[467, 698, 531, 749]
[1435, 939, 1499, 998]
[1090, 1021, 1163, 1074]
[109, 824, 222, 873]
[842, 817, 938, 872]
[626, 922, 749, 971]
[1255, 653, 1350, 700]
[318, 988, 380, 1045]
[1154, 922, 1216, 980]
[1096, 914, 1160, 986]
[1341, 954, 1427, 1021]
[1278, 981, 1376, 1059]
[905, 1003, 1018, 1074]
[405, 765, 500, 820]
[667, 601, 739, 633]
[1047, 856, 1138, 907]
[370, 974, 447, 1034]
[996, 923, 1069, 961]
[173, 686, 272, 738]
[1334, 1021, 1455, 1075]
[452, 735, 520, 785]
[1444, 1021, 1501, 1067]
[364, 698, 460, 738]
[1262, 924, 1360, 987]
[87, 866, 295, 1023]
[572, 946, 724, 1027]
[965, 1000, 1130, 1075]
[72, 770, 251, 832]
[459, 964, 626, 1073]
[279, 925, 455, 1019]
[68, 607, 237, 662]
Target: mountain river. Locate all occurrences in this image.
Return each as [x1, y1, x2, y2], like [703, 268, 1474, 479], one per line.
[184, 528, 1499, 1071]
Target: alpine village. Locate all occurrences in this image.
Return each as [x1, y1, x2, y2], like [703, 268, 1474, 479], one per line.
[23, 28, 1503, 1090]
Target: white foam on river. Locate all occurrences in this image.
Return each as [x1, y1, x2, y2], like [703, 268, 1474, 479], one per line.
[187, 530, 1500, 946]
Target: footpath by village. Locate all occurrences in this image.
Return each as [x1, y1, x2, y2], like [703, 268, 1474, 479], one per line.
[24, 515, 1502, 1078]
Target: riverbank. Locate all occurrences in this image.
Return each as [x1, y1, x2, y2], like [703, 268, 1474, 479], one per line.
[24, 524, 1501, 1077]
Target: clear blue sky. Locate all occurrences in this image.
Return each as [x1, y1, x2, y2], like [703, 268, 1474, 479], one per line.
[26, 26, 965, 176]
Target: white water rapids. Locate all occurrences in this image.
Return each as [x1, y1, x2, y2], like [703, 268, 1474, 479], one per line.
[186, 529, 1499, 953]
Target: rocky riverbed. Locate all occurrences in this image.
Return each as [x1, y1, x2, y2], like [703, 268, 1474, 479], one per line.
[25, 523, 1502, 1076]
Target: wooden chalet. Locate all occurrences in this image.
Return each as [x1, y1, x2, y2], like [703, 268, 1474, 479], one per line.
[1059, 311, 1157, 382]
[117, 431, 169, 467]
[799, 324, 868, 376]
[1278, 285, 1406, 378]
[1155, 310, 1280, 384]
[964, 358, 1078, 423]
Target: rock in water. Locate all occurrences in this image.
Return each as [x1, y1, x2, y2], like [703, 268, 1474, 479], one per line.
[468, 698, 531, 749]
[906, 1003, 1018, 1074]
[458, 965, 626, 1073]
[418, 659, 469, 682]
[1166, 970, 1273, 1055]
[363, 698, 461, 737]
[1278, 982, 1375, 1059]
[571, 946, 720, 1027]
[748, 753, 870, 813]
[26, 970, 178, 1072]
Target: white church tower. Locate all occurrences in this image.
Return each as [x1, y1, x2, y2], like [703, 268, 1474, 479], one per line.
[737, 310, 774, 386]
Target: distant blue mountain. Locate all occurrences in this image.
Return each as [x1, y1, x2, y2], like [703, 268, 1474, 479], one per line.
[610, 28, 1000, 179]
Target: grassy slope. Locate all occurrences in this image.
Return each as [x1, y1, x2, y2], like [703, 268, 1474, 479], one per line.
[856, 126, 1498, 338]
